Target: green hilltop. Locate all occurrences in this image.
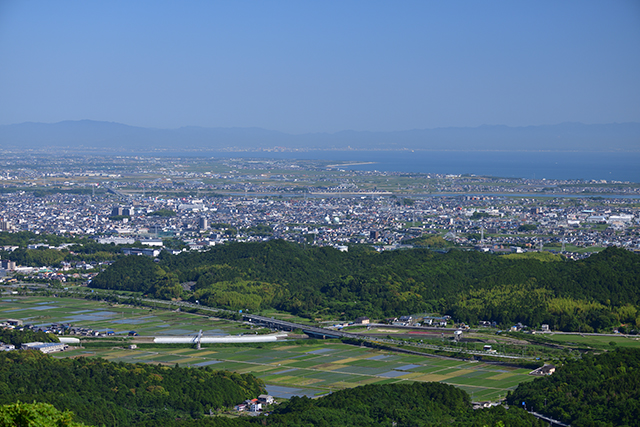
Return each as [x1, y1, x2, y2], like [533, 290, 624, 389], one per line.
[90, 242, 640, 333]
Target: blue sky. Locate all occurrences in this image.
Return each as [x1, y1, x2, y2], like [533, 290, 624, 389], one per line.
[1, 1, 639, 133]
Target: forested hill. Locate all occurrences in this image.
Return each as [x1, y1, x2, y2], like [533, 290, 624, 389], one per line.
[0, 371, 542, 427]
[507, 348, 640, 426]
[90, 242, 640, 331]
[0, 328, 59, 346]
[0, 351, 264, 426]
[259, 382, 542, 427]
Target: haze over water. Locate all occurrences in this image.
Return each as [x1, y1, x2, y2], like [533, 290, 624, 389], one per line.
[171, 150, 640, 183]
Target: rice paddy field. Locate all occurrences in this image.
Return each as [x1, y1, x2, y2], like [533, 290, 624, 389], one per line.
[58, 342, 534, 401]
[1, 296, 536, 401]
[0, 296, 247, 336]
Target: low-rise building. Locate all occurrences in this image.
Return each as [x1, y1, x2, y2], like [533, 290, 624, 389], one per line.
[21, 342, 67, 354]
[4, 319, 23, 327]
[354, 316, 370, 325]
[531, 364, 556, 376]
[0, 343, 15, 351]
[122, 247, 161, 257]
[258, 395, 274, 405]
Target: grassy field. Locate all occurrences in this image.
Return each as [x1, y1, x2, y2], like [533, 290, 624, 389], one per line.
[542, 333, 640, 349]
[1, 295, 534, 401]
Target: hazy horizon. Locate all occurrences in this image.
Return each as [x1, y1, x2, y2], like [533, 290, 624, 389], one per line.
[4, 119, 640, 135]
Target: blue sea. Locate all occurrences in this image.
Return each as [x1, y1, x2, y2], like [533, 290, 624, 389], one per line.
[184, 150, 640, 183]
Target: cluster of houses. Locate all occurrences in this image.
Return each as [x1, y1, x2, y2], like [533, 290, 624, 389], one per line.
[64, 326, 116, 337]
[2, 319, 89, 337]
[1, 319, 69, 353]
[234, 394, 275, 413]
[1, 317, 121, 341]
[389, 315, 451, 327]
[1, 319, 23, 328]
[327, 315, 562, 336]
[327, 315, 455, 331]
[0, 254, 102, 285]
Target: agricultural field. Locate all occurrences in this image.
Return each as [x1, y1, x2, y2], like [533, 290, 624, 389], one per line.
[1, 296, 537, 401]
[542, 332, 640, 349]
[58, 342, 534, 402]
[0, 296, 247, 336]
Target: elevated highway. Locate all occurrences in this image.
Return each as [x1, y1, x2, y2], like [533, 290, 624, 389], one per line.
[242, 314, 360, 340]
[105, 186, 128, 199]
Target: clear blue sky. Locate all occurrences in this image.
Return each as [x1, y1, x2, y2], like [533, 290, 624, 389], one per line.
[1, 0, 639, 133]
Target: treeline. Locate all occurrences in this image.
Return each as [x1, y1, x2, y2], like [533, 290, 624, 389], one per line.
[0, 328, 59, 346]
[133, 383, 542, 427]
[27, 381, 540, 427]
[0, 231, 80, 248]
[0, 231, 168, 266]
[0, 401, 89, 427]
[89, 240, 640, 332]
[0, 351, 264, 426]
[262, 382, 542, 427]
[0, 246, 122, 267]
[507, 348, 640, 426]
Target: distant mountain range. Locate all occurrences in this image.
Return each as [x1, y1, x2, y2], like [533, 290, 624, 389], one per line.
[0, 120, 638, 152]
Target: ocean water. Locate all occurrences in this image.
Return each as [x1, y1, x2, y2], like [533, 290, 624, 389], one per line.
[178, 150, 640, 182]
[330, 151, 640, 182]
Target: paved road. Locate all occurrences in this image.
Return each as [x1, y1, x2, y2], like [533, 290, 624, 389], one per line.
[242, 313, 361, 340]
[528, 410, 570, 426]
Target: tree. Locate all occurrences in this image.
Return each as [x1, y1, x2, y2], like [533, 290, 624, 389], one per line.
[0, 402, 89, 427]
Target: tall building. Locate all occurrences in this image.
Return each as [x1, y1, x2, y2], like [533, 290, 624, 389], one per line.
[199, 216, 209, 230]
[111, 207, 133, 216]
[1, 260, 16, 270]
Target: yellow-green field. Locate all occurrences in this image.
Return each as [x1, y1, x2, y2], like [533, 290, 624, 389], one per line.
[57, 343, 534, 401]
[1, 296, 535, 400]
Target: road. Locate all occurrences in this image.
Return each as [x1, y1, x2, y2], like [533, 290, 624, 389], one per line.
[528, 410, 570, 426]
[242, 313, 361, 340]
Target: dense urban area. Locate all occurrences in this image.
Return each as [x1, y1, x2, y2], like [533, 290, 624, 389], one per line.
[1, 154, 638, 261]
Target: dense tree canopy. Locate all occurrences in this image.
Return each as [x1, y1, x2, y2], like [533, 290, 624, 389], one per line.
[0, 402, 88, 427]
[0, 351, 264, 426]
[0, 328, 59, 346]
[508, 348, 640, 426]
[89, 241, 640, 331]
[263, 382, 542, 427]
[0, 232, 135, 266]
[89, 256, 164, 293]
